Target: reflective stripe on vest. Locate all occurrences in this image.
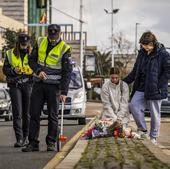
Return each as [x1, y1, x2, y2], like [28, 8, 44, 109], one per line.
[7, 49, 13, 65]
[6, 48, 33, 75]
[37, 37, 70, 70]
[46, 74, 61, 80]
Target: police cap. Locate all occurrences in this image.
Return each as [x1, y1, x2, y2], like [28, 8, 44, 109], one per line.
[18, 33, 30, 45]
[48, 24, 61, 39]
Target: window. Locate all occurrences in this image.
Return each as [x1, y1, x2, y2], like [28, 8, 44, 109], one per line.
[168, 85, 170, 93]
[69, 71, 82, 89]
[36, 0, 47, 8]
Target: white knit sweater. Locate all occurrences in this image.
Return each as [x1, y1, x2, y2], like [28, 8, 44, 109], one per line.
[100, 80, 130, 125]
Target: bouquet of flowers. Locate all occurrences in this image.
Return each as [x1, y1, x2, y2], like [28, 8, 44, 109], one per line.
[81, 118, 125, 139]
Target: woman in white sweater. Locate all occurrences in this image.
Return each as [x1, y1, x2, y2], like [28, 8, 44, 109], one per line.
[101, 67, 130, 127]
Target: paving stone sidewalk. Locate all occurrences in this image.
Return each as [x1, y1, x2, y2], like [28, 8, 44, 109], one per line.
[74, 137, 170, 169]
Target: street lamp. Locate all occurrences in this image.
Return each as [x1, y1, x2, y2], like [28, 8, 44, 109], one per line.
[80, 0, 84, 73]
[50, 3, 86, 72]
[135, 22, 140, 56]
[104, 0, 119, 67]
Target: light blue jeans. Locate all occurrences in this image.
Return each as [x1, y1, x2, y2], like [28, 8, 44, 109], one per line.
[130, 91, 162, 138]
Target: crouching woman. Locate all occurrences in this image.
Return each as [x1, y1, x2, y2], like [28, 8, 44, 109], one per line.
[101, 67, 130, 128]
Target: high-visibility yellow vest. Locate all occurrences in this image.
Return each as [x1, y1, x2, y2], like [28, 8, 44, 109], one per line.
[37, 37, 70, 70]
[6, 48, 33, 75]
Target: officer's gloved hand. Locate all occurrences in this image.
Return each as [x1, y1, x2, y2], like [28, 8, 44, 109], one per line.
[14, 67, 22, 74]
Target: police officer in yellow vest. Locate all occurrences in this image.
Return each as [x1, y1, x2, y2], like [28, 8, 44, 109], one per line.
[22, 24, 72, 152]
[3, 33, 33, 147]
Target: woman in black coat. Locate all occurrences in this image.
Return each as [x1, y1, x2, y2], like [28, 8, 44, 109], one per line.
[123, 31, 170, 145]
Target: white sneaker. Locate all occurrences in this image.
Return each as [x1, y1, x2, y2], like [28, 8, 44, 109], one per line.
[137, 130, 149, 139]
[150, 138, 157, 145]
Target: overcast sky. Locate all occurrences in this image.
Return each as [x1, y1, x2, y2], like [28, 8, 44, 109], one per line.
[52, 0, 170, 51]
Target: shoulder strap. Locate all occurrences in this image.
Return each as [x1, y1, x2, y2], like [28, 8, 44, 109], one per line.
[37, 37, 45, 48]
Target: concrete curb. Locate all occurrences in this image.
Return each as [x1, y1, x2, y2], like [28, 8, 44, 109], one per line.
[130, 122, 170, 164]
[43, 117, 96, 169]
[142, 139, 170, 165]
[55, 140, 88, 169]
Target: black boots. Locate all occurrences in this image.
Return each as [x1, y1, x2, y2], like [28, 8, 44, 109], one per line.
[22, 141, 58, 152]
[14, 140, 23, 147]
[14, 136, 29, 148]
[22, 137, 29, 146]
[47, 144, 56, 151]
[22, 142, 39, 152]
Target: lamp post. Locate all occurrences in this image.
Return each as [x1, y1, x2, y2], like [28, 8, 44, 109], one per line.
[80, 0, 84, 73]
[50, 1, 85, 72]
[135, 22, 140, 56]
[49, 0, 52, 24]
[104, 0, 119, 67]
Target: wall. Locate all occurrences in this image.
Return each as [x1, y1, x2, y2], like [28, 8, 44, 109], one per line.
[0, 0, 25, 23]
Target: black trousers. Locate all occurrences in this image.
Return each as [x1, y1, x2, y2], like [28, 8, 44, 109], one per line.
[28, 82, 59, 145]
[9, 83, 32, 141]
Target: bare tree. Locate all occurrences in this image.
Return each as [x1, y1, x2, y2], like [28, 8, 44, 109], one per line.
[113, 32, 134, 77]
[91, 32, 134, 78]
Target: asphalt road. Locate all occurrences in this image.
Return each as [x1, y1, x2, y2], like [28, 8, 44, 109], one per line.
[1, 102, 170, 169]
[0, 120, 85, 169]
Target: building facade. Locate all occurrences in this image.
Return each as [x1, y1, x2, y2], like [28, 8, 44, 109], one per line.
[0, 0, 26, 23]
[0, 0, 96, 68]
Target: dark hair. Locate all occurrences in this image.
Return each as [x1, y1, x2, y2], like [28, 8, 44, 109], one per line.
[110, 67, 120, 75]
[14, 42, 32, 58]
[139, 31, 157, 45]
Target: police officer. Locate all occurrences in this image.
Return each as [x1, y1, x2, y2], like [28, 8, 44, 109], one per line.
[22, 24, 72, 152]
[3, 33, 33, 147]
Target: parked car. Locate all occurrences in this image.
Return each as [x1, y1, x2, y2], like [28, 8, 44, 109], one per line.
[160, 94, 170, 115]
[41, 66, 87, 125]
[0, 88, 12, 121]
[145, 84, 170, 116]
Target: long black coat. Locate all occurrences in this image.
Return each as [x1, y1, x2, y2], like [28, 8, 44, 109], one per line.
[123, 43, 170, 100]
